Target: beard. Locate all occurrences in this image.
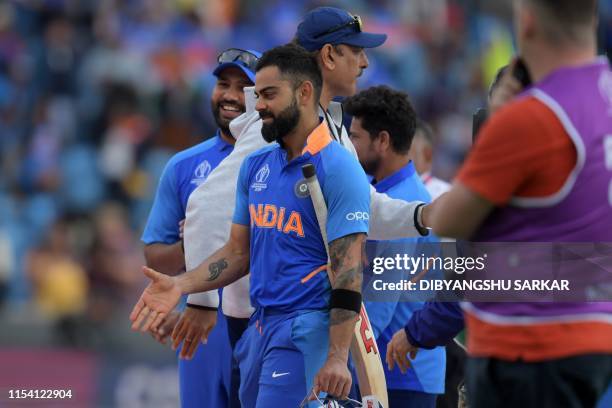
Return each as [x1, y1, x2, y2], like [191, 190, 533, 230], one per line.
[259, 98, 300, 143]
[361, 156, 381, 180]
[212, 100, 245, 136]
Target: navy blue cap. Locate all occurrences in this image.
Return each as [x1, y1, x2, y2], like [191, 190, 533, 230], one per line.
[213, 48, 262, 84]
[296, 7, 387, 52]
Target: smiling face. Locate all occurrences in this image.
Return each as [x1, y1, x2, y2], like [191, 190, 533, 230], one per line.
[254, 65, 302, 143]
[211, 66, 253, 135]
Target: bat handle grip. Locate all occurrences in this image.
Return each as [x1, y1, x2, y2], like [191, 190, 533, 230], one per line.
[301, 163, 316, 179]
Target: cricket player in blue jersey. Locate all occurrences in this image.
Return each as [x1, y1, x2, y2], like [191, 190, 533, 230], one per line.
[130, 44, 372, 407]
[140, 48, 261, 407]
[172, 7, 433, 364]
[346, 86, 445, 407]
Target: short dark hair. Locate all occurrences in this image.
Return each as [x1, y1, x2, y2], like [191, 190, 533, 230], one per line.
[256, 43, 323, 102]
[344, 85, 417, 154]
[526, 0, 597, 44]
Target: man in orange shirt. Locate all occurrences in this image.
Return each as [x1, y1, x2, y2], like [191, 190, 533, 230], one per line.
[430, 0, 612, 406]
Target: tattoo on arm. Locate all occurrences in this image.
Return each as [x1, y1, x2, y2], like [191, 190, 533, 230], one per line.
[207, 258, 228, 281]
[329, 233, 364, 292]
[329, 234, 356, 273]
[330, 308, 357, 326]
[334, 266, 361, 291]
[328, 233, 365, 327]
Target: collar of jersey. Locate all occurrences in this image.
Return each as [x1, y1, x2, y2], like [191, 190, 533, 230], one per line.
[215, 129, 234, 152]
[301, 121, 332, 156]
[373, 161, 416, 194]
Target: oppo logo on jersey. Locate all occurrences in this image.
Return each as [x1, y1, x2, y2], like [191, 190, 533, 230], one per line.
[249, 204, 305, 237]
[346, 211, 370, 221]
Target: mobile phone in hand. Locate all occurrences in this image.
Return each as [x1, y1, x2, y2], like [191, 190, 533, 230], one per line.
[512, 57, 532, 88]
[472, 58, 532, 142]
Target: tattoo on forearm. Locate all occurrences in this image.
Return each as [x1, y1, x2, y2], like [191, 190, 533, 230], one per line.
[334, 266, 361, 290]
[329, 233, 364, 291]
[330, 308, 358, 326]
[330, 234, 356, 272]
[207, 258, 228, 281]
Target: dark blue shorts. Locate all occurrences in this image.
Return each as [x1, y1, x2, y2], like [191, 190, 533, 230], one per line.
[234, 309, 330, 408]
[178, 309, 231, 407]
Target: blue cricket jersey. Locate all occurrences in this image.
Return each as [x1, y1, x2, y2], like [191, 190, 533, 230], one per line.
[140, 131, 234, 408]
[365, 162, 446, 394]
[142, 132, 233, 245]
[233, 122, 370, 313]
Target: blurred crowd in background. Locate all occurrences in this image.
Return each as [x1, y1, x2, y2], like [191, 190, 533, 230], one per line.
[0, 0, 611, 349]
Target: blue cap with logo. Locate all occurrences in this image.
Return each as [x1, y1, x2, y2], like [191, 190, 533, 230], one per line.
[296, 7, 387, 52]
[213, 48, 262, 84]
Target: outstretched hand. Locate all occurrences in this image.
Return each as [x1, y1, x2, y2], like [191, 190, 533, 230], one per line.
[130, 266, 183, 333]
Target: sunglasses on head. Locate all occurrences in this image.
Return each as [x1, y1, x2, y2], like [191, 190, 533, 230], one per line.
[313, 15, 363, 39]
[217, 48, 259, 72]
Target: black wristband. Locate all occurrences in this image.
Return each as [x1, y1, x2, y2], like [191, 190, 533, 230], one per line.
[186, 303, 218, 312]
[414, 203, 429, 236]
[329, 289, 362, 314]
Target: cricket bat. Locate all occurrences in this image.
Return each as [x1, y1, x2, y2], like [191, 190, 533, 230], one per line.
[302, 163, 388, 408]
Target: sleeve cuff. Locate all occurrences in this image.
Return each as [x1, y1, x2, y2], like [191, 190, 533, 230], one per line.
[368, 187, 427, 240]
[186, 303, 218, 312]
[414, 203, 430, 237]
[404, 325, 420, 349]
[404, 320, 435, 350]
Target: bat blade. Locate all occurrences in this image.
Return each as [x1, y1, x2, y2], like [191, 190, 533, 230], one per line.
[302, 163, 388, 408]
[350, 306, 388, 408]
